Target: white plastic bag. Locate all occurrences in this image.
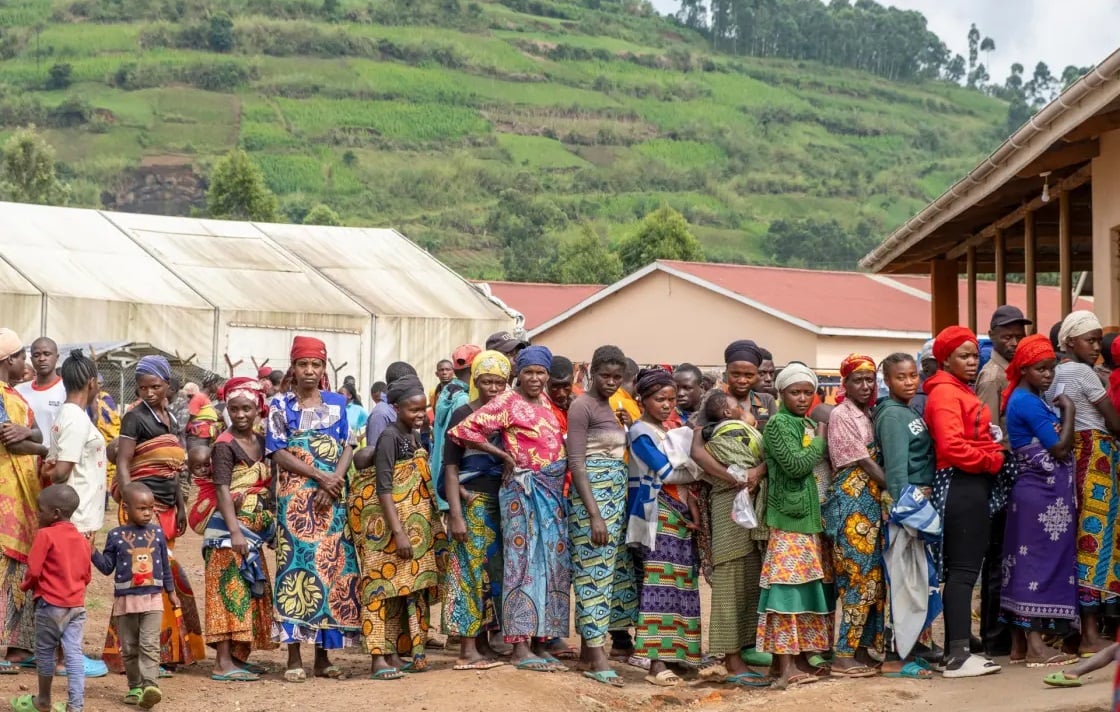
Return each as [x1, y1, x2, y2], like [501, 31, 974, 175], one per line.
[731, 488, 758, 529]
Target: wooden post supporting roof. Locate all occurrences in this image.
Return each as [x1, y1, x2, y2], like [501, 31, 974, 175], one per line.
[1059, 189, 1072, 316]
[994, 228, 1007, 306]
[966, 246, 978, 333]
[930, 258, 959, 334]
[1024, 210, 1037, 328]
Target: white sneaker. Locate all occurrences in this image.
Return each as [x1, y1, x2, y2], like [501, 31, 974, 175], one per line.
[942, 654, 1002, 678]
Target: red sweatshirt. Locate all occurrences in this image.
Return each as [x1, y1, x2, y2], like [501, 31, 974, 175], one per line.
[20, 521, 92, 608]
[923, 370, 1005, 474]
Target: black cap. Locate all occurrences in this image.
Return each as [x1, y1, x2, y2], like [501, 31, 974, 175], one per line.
[990, 305, 1032, 329]
[485, 331, 528, 355]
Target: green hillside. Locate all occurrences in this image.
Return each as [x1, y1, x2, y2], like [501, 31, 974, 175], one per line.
[0, 0, 1009, 276]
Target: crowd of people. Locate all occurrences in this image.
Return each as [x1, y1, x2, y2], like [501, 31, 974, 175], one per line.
[1, 309, 1120, 711]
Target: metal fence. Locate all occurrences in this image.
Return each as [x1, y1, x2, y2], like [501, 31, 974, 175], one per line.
[59, 342, 223, 412]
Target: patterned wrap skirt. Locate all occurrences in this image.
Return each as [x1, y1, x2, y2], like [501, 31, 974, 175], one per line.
[756, 529, 833, 655]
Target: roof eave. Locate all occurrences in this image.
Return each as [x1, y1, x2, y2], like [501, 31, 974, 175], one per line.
[861, 48, 1120, 273]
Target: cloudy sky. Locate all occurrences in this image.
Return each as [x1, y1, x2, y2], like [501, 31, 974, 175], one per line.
[648, 0, 1119, 80]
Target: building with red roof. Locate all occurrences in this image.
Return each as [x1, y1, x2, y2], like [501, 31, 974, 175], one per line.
[525, 260, 1091, 368]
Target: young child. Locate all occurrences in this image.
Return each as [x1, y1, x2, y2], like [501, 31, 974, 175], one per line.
[15, 485, 91, 712]
[92, 483, 179, 709]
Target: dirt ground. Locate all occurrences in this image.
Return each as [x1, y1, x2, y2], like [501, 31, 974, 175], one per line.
[2, 522, 1114, 712]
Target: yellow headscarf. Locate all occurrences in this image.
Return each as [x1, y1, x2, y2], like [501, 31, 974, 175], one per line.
[470, 349, 511, 401]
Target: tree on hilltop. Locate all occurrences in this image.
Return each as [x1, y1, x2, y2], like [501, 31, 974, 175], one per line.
[555, 224, 622, 284]
[617, 205, 703, 275]
[0, 126, 70, 205]
[207, 149, 278, 221]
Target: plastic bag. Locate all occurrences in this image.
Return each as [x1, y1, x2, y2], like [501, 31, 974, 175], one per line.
[731, 487, 758, 529]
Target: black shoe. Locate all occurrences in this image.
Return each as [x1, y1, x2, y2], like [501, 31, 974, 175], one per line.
[913, 642, 944, 664]
[969, 636, 984, 653]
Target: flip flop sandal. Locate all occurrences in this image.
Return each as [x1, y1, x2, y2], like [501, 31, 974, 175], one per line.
[453, 660, 505, 671]
[1027, 654, 1078, 668]
[831, 664, 878, 678]
[211, 669, 260, 682]
[540, 655, 569, 672]
[1042, 671, 1083, 688]
[725, 671, 771, 688]
[123, 688, 143, 705]
[584, 670, 625, 687]
[1008, 658, 1026, 665]
[547, 645, 580, 660]
[370, 668, 405, 681]
[138, 686, 163, 710]
[882, 661, 933, 679]
[806, 654, 832, 669]
[644, 669, 681, 687]
[774, 672, 818, 689]
[515, 658, 555, 673]
[283, 668, 307, 683]
[0, 660, 19, 675]
[15, 658, 37, 669]
[697, 660, 728, 679]
[234, 660, 269, 674]
[401, 656, 430, 673]
[316, 665, 348, 679]
[158, 666, 174, 678]
[10, 694, 66, 712]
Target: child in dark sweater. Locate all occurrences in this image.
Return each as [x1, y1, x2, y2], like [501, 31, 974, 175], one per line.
[92, 483, 178, 710]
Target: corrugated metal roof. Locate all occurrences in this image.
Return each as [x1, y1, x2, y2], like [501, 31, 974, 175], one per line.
[104, 213, 368, 316]
[473, 281, 603, 330]
[0, 202, 209, 308]
[262, 224, 510, 319]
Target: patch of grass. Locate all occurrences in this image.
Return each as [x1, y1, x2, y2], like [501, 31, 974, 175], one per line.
[274, 98, 491, 143]
[635, 139, 726, 170]
[496, 133, 587, 168]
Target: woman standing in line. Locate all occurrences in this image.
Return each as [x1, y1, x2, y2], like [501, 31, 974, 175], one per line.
[350, 374, 446, 680]
[567, 346, 637, 686]
[825, 354, 887, 677]
[627, 368, 702, 687]
[267, 337, 360, 682]
[1047, 312, 1120, 655]
[201, 377, 277, 681]
[924, 326, 1005, 678]
[756, 363, 832, 689]
[106, 355, 204, 675]
[447, 346, 569, 673]
[1001, 334, 1079, 667]
[442, 351, 511, 670]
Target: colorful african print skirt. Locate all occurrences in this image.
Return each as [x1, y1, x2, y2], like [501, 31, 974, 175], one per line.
[757, 529, 832, 655]
[349, 450, 446, 656]
[1073, 430, 1120, 607]
[500, 460, 571, 642]
[443, 492, 502, 637]
[826, 464, 885, 657]
[203, 508, 278, 658]
[709, 551, 763, 655]
[569, 458, 638, 648]
[104, 552, 205, 671]
[272, 430, 360, 648]
[633, 493, 702, 665]
[0, 556, 34, 650]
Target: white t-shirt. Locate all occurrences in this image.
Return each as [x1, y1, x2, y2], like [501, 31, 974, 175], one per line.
[16, 376, 66, 442]
[1046, 361, 1109, 433]
[48, 403, 107, 534]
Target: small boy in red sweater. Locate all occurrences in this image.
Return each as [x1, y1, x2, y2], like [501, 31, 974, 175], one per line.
[15, 484, 92, 712]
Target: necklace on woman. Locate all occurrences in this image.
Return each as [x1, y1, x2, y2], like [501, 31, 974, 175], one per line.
[297, 390, 322, 410]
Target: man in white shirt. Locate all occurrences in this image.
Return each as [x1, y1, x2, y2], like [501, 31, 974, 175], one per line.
[15, 337, 66, 439]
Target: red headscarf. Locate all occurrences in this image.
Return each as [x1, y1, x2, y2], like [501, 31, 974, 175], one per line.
[1109, 336, 1120, 413]
[291, 336, 327, 362]
[932, 325, 978, 365]
[223, 376, 268, 418]
[836, 353, 877, 405]
[1001, 334, 1056, 413]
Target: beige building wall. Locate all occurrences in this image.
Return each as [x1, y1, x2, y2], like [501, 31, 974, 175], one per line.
[1092, 129, 1120, 326]
[533, 271, 891, 368]
[816, 335, 926, 370]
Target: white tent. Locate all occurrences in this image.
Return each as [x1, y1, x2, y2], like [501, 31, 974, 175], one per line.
[0, 201, 515, 388]
[262, 223, 515, 382]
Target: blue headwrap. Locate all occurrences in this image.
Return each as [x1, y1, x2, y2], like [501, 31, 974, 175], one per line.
[136, 355, 171, 382]
[516, 345, 552, 373]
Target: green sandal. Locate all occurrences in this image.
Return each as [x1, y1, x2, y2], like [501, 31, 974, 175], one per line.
[1043, 671, 1083, 688]
[10, 695, 66, 712]
[370, 667, 404, 680]
[123, 688, 144, 706]
[583, 669, 625, 687]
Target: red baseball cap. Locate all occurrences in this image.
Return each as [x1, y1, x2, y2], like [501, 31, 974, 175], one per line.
[452, 345, 482, 370]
